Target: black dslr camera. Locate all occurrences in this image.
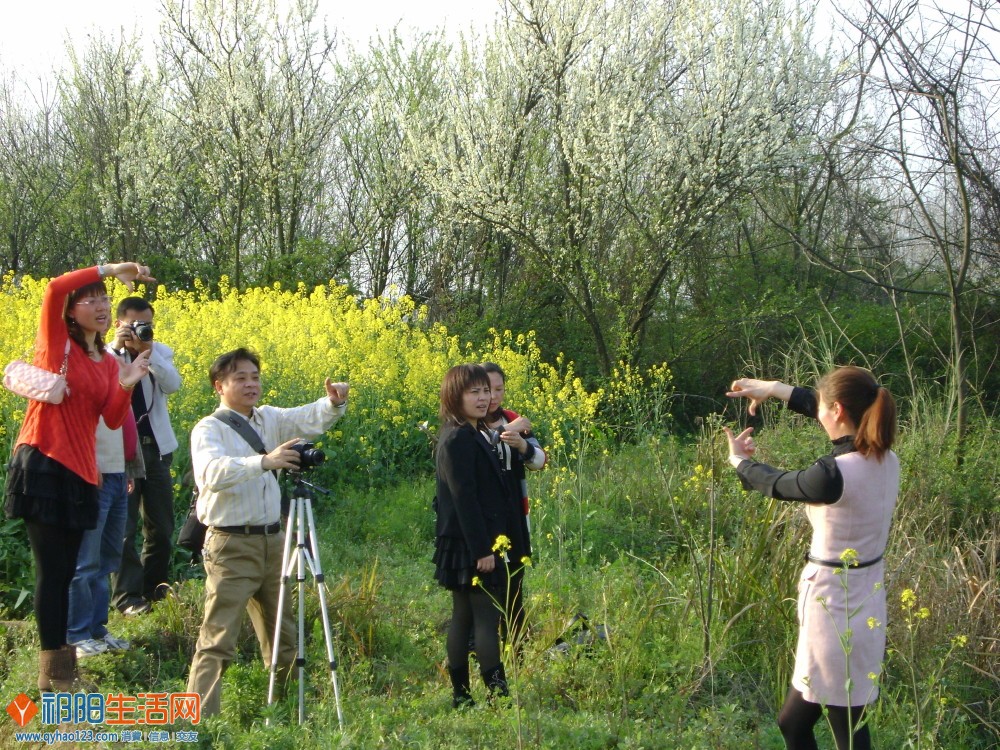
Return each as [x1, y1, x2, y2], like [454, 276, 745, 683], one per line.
[128, 320, 154, 342]
[290, 441, 326, 471]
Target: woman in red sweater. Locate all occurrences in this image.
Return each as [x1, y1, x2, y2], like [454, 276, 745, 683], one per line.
[4, 262, 154, 690]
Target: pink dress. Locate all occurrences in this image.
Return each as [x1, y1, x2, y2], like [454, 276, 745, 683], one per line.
[734, 386, 900, 707]
[793, 450, 899, 706]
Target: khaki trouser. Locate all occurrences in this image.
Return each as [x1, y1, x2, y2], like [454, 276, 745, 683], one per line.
[186, 530, 295, 716]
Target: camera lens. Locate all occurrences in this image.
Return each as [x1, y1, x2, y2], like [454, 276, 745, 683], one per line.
[301, 447, 326, 466]
[291, 442, 326, 470]
[132, 321, 154, 342]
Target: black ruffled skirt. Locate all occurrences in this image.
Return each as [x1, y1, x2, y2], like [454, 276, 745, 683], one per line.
[4, 445, 98, 530]
[433, 535, 524, 593]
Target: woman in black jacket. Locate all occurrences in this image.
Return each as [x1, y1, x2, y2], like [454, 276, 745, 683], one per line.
[433, 364, 530, 707]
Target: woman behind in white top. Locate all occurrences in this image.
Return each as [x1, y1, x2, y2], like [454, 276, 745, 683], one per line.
[723, 366, 899, 750]
[67, 412, 144, 657]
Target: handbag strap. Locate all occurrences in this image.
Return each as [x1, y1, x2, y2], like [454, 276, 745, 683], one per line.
[22, 340, 71, 374]
[58, 340, 70, 376]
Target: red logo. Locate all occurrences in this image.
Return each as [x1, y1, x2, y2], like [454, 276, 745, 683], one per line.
[6, 693, 38, 727]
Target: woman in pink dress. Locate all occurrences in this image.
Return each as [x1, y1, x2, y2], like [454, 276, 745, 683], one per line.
[724, 366, 899, 750]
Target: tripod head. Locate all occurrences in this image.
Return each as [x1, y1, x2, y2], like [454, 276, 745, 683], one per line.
[285, 473, 331, 500]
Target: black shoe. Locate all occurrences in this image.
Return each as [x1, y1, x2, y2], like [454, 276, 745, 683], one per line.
[480, 663, 509, 704]
[452, 693, 475, 709]
[449, 665, 475, 709]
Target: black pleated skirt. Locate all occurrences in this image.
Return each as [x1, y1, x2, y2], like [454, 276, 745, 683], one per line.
[4, 444, 98, 530]
[433, 535, 510, 592]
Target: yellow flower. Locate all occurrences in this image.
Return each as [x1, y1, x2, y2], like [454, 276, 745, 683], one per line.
[867, 617, 881, 630]
[951, 635, 968, 648]
[520, 556, 532, 567]
[471, 576, 481, 588]
[900, 588, 917, 608]
[917, 607, 930, 620]
[492, 535, 511, 553]
[839, 548, 859, 567]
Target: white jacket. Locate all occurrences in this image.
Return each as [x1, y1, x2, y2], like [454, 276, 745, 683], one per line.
[113, 342, 181, 455]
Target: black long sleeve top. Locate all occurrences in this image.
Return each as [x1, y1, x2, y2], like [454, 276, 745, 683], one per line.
[734, 387, 855, 505]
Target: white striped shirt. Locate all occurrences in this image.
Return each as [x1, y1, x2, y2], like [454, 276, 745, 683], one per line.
[191, 397, 345, 527]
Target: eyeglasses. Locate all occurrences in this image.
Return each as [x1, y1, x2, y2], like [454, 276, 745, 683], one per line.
[74, 296, 111, 308]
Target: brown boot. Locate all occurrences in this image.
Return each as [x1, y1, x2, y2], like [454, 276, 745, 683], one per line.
[38, 649, 56, 691]
[37, 647, 76, 692]
[63, 644, 80, 688]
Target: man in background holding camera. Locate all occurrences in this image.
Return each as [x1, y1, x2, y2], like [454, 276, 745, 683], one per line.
[111, 297, 181, 616]
[186, 347, 348, 717]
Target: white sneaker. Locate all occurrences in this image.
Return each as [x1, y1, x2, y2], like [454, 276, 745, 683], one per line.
[102, 633, 131, 651]
[72, 638, 108, 658]
[121, 600, 152, 616]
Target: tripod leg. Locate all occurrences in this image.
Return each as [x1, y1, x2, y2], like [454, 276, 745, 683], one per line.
[304, 499, 345, 729]
[296, 496, 309, 725]
[268, 499, 298, 709]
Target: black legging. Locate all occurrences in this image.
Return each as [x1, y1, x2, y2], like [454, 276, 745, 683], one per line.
[25, 520, 84, 651]
[778, 687, 871, 750]
[447, 588, 502, 672]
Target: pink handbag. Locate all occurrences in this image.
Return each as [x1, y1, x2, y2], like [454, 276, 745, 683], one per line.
[2, 341, 71, 404]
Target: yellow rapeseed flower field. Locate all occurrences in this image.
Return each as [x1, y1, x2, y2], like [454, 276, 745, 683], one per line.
[1, 274, 618, 488]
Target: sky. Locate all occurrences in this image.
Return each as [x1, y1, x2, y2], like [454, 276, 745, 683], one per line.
[0, 0, 501, 79]
[1, 1, 988, 84]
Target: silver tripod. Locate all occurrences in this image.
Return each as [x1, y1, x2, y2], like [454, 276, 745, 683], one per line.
[267, 475, 344, 727]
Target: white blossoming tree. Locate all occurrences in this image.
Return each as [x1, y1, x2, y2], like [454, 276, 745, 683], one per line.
[405, 0, 824, 373]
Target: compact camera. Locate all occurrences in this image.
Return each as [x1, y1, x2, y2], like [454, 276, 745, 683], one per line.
[127, 320, 154, 342]
[290, 441, 326, 471]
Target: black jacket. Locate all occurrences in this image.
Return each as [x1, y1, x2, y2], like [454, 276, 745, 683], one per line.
[435, 422, 530, 562]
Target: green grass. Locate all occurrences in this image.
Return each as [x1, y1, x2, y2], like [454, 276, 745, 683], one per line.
[1, 418, 998, 749]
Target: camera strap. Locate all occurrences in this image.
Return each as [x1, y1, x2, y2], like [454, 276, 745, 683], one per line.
[211, 409, 278, 482]
[117, 347, 155, 428]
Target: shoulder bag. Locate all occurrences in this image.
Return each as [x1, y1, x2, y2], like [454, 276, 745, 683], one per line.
[3, 341, 71, 404]
[176, 410, 277, 557]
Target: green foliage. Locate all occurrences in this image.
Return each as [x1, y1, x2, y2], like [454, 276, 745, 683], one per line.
[0, 518, 32, 614]
[0, 0, 998, 743]
[1, 407, 998, 747]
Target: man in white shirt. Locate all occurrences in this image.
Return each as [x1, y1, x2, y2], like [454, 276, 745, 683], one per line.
[185, 347, 348, 716]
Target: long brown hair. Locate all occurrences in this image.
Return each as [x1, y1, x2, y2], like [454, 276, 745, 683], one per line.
[439, 364, 490, 428]
[64, 281, 109, 354]
[817, 366, 897, 459]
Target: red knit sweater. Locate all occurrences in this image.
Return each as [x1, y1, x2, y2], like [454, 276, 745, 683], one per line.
[15, 267, 133, 485]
